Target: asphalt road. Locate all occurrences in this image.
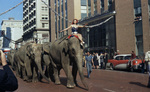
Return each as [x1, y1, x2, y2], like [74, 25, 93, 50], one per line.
[14, 68, 150, 92]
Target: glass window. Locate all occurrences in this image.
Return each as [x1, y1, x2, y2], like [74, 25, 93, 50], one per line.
[124, 56, 131, 60]
[101, 0, 104, 13]
[108, 0, 112, 11]
[94, 0, 97, 14]
[81, 1, 87, 19]
[88, 0, 91, 17]
[81, 0, 86, 5]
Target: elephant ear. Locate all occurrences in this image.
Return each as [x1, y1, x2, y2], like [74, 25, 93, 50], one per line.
[43, 43, 50, 54]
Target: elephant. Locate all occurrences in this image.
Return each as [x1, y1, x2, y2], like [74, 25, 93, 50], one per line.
[7, 49, 16, 69]
[13, 42, 33, 81]
[49, 35, 88, 90]
[25, 43, 50, 83]
[14, 42, 50, 83]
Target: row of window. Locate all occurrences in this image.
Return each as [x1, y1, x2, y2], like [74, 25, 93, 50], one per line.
[55, 0, 68, 39]
[29, 3, 36, 12]
[81, 0, 113, 19]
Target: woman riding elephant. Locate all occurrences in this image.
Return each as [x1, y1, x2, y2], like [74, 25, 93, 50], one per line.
[49, 35, 88, 90]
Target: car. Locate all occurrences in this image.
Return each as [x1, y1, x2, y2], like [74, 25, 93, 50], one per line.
[1, 48, 11, 64]
[106, 54, 144, 71]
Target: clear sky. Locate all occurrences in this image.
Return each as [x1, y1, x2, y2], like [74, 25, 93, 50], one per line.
[0, 0, 23, 29]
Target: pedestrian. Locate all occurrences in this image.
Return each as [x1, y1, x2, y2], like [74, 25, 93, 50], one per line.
[129, 51, 136, 69]
[145, 51, 150, 88]
[97, 53, 100, 68]
[0, 50, 18, 92]
[93, 53, 99, 69]
[60, 19, 87, 45]
[85, 52, 94, 78]
[100, 53, 104, 69]
[131, 51, 136, 59]
[104, 52, 108, 69]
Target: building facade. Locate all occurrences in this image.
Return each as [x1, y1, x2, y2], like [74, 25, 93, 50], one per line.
[49, 0, 150, 57]
[1, 18, 23, 49]
[23, 0, 50, 44]
[78, 0, 150, 57]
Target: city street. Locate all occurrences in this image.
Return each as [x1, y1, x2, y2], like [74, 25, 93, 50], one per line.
[15, 68, 150, 92]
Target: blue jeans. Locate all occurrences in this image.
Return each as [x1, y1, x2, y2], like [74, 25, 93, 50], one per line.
[86, 62, 92, 78]
[147, 63, 150, 87]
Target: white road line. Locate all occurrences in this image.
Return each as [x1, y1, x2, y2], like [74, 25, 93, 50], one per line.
[103, 88, 116, 92]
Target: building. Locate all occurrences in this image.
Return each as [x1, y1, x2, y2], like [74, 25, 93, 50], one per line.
[50, 0, 85, 41]
[49, 0, 150, 57]
[1, 18, 23, 49]
[23, 0, 50, 44]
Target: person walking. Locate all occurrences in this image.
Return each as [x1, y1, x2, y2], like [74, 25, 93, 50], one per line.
[145, 51, 150, 88]
[0, 50, 18, 92]
[104, 52, 108, 69]
[100, 53, 104, 69]
[85, 52, 94, 78]
[93, 53, 99, 69]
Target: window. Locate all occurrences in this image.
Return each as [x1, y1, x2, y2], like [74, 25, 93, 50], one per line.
[42, 6, 48, 12]
[88, 0, 91, 17]
[101, 0, 104, 13]
[108, 0, 112, 11]
[42, 23, 48, 28]
[81, 0, 87, 19]
[94, 0, 97, 14]
[42, 14, 48, 20]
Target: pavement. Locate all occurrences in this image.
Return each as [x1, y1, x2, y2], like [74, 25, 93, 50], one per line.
[15, 68, 150, 92]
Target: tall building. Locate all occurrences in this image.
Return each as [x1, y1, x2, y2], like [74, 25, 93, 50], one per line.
[23, 0, 50, 44]
[50, 0, 83, 41]
[49, 0, 150, 57]
[1, 18, 23, 49]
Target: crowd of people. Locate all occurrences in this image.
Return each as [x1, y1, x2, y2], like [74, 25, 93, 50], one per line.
[83, 52, 109, 70]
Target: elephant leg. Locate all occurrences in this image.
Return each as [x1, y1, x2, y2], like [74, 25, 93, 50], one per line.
[72, 62, 78, 86]
[53, 66, 61, 85]
[25, 57, 32, 82]
[62, 58, 75, 88]
[32, 65, 39, 82]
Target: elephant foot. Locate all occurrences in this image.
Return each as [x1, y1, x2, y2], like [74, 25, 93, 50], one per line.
[67, 83, 76, 89]
[55, 81, 61, 85]
[32, 78, 39, 83]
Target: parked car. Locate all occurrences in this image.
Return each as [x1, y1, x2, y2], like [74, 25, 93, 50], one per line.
[1, 48, 11, 64]
[106, 54, 144, 71]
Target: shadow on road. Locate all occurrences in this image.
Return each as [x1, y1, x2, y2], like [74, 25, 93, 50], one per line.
[129, 82, 147, 88]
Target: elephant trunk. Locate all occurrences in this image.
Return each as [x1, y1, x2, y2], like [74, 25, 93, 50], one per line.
[35, 58, 50, 83]
[76, 55, 89, 90]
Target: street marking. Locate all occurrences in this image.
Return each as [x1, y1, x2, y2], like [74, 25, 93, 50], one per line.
[103, 88, 116, 92]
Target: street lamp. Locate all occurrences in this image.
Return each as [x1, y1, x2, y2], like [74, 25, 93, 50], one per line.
[87, 28, 90, 51]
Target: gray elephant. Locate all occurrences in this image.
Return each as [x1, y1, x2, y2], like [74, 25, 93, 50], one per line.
[14, 42, 50, 83]
[7, 49, 16, 69]
[13, 43, 33, 81]
[26, 43, 50, 83]
[49, 35, 88, 90]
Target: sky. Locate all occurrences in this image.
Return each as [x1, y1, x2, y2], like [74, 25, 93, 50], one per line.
[0, 0, 23, 29]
